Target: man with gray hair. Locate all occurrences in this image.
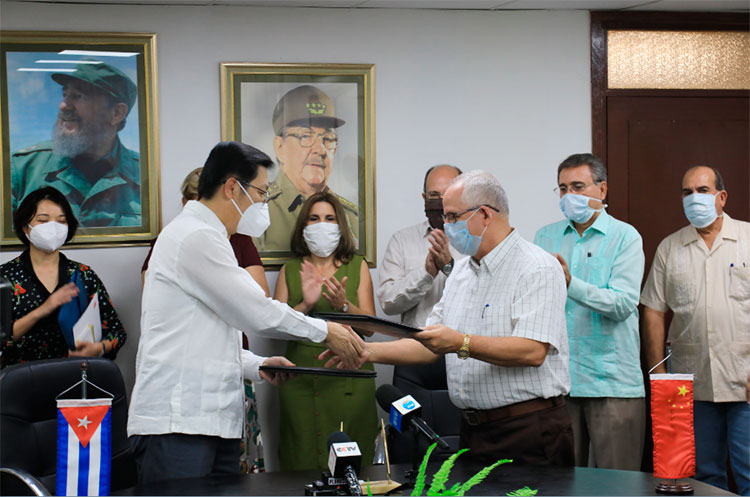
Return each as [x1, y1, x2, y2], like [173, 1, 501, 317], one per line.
[326, 170, 574, 465]
[534, 153, 645, 471]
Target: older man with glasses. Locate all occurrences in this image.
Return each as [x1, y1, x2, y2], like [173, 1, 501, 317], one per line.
[326, 170, 574, 466]
[257, 85, 359, 252]
[534, 153, 646, 471]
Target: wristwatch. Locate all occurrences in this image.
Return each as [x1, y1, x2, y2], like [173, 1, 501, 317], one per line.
[341, 302, 349, 313]
[457, 334, 471, 360]
[441, 258, 454, 276]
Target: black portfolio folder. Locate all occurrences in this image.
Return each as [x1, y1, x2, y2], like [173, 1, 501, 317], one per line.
[259, 365, 376, 378]
[312, 312, 421, 338]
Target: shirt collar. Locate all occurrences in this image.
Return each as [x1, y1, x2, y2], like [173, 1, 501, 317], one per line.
[469, 228, 520, 276]
[421, 220, 432, 238]
[183, 200, 229, 239]
[563, 209, 610, 236]
[681, 212, 738, 246]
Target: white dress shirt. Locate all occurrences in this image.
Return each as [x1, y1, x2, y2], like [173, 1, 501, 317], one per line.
[429, 229, 571, 410]
[377, 221, 461, 327]
[640, 213, 750, 402]
[128, 201, 327, 439]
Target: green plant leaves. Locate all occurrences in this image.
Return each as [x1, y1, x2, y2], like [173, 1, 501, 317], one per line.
[409, 443, 513, 496]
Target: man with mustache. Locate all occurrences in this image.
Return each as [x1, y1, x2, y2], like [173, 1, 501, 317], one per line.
[257, 85, 358, 252]
[11, 62, 140, 227]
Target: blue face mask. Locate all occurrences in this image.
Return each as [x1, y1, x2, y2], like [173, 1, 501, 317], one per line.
[559, 193, 603, 224]
[683, 192, 720, 228]
[444, 209, 487, 256]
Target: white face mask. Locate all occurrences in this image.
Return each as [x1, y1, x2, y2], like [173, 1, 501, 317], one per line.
[231, 181, 270, 238]
[28, 221, 68, 253]
[303, 222, 341, 257]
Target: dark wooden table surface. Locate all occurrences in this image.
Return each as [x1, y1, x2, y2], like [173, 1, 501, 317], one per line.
[115, 458, 735, 496]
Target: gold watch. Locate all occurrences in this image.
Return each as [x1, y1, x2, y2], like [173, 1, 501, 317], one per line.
[457, 334, 471, 360]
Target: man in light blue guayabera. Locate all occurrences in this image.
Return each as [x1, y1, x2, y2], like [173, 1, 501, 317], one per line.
[534, 153, 645, 471]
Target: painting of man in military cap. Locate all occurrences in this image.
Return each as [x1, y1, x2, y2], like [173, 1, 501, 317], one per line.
[2, 33, 160, 246]
[9, 61, 140, 228]
[258, 84, 359, 253]
[220, 63, 375, 265]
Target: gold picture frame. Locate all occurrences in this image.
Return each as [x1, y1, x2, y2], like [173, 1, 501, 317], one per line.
[220, 62, 376, 268]
[1, 31, 160, 248]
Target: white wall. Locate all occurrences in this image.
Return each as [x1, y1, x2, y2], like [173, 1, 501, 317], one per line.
[1, 1, 591, 470]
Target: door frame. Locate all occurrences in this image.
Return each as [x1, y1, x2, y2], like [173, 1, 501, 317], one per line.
[591, 11, 749, 220]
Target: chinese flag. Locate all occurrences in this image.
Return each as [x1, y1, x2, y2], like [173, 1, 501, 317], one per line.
[650, 373, 695, 479]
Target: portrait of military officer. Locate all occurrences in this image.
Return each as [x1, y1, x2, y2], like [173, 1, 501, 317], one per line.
[257, 85, 359, 252]
[10, 62, 140, 228]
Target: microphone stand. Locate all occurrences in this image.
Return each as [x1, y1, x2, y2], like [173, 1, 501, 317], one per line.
[409, 428, 419, 480]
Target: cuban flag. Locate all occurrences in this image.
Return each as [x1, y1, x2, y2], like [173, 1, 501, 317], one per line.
[56, 399, 112, 496]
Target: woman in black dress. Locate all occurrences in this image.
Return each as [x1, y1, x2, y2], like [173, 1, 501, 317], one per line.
[1, 187, 126, 368]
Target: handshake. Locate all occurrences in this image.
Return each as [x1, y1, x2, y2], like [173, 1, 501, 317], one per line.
[320, 321, 370, 370]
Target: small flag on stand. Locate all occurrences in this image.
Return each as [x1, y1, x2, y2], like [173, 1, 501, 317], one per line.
[56, 398, 112, 496]
[650, 373, 695, 480]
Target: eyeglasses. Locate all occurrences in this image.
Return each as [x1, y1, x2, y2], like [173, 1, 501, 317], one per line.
[236, 179, 270, 204]
[425, 192, 443, 200]
[442, 204, 499, 224]
[247, 183, 270, 204]
[284, 131, 338, 151]
[553, 182, 601, 195]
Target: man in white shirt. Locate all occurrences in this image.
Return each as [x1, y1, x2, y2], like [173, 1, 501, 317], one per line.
[129, 141, 364, 484]
[377, 164, 462, 327]
[641, 165, 749, 495]
[327, 171, 573, 465]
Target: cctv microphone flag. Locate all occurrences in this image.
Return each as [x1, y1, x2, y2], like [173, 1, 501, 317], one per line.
[327, 431, 363, 496]
[56, 398, 112, 496]
[650, 373, 696, 479]
[327, 431, 362, 477]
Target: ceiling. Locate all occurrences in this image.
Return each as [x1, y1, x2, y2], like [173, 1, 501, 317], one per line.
[4, 0, 749, 10]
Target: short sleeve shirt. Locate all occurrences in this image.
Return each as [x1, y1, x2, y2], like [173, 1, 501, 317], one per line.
[640, 213, 750, 402]
[429, 229, 571, 409]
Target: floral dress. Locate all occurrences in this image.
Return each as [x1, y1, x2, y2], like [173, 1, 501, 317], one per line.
[0, 250, 126, 368]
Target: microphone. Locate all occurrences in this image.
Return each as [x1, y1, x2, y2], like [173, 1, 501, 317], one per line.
[327, 431, 362, 496]
[376, 384, 449, 450]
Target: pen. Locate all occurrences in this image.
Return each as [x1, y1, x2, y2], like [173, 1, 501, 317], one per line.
[482, 304, 489, 319]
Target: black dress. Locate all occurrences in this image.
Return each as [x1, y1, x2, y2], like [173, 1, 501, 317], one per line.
[0, 250, 126, 368]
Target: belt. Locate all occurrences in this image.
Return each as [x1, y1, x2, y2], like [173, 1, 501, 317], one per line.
[462, 396, 565, 426]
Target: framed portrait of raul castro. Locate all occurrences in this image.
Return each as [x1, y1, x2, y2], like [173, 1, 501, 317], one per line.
[220, 62, 375, 268]
[1, 31, 160, 248]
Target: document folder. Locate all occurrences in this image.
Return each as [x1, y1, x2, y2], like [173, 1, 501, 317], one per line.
[259, 365, 376, 378]
[312, 312, 421, 338]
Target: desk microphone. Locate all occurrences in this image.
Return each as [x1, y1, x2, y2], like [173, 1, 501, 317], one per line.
[376, 384, 449, 450]
[327, 431, 362, 496]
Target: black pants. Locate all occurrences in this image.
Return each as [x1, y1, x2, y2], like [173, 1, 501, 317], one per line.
[460, 402, 574, 466]
[131, 433, 241, 484]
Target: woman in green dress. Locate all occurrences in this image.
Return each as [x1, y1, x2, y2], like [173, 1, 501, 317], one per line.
[274, 191, 378, 471]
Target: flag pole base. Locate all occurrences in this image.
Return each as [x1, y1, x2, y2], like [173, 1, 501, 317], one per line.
[655, 481, 694, 495]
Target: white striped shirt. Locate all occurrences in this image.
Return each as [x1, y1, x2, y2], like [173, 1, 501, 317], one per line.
[428, 229, 571, 409]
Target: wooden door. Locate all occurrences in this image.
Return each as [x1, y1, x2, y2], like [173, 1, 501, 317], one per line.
[607, 95, 749, 274]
